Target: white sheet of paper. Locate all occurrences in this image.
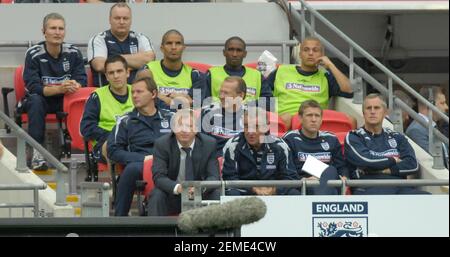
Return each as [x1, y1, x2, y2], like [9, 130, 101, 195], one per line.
[302, 155, 329, 178]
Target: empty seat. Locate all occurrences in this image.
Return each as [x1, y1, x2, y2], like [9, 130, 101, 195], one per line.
[63, 87, 97, 151]
[217, 156, 224, 177]
[291, 109, 353, 133]
[268, 112, 287, 137]
[86, 67, 94, 87]
[142, 158, 155, 198]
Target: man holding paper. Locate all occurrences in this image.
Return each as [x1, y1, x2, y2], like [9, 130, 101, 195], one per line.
[222, 107, 300, 196]
[344, 94, 428, 195]
[283, 100, 348, 195]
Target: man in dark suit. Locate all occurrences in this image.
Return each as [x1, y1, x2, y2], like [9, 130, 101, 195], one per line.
[147, 109, 221, 216]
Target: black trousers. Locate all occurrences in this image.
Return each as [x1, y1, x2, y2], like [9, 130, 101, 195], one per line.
[147, 187, 221, 216]
[24, 94, 63, 145]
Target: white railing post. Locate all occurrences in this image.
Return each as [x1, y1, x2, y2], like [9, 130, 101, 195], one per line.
[55, 169, 67, 207]
[388, 77, 403, 133]
[15, 137, 28, 173]
[300, 2, 306, 41]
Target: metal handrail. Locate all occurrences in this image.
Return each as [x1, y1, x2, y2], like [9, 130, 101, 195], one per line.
[0, 184, 47, 190]
[0, 110, 68, 206]
[183, 179, 449, 196]
[185, 179, 449, 188]
[0, 40, 298, 64]
[295, 0, 448, 124]
[290, 0, 448, 168]
[294, 19, 448, 146]
[0, 40, 298, 48]
[0, 183, 47, 218]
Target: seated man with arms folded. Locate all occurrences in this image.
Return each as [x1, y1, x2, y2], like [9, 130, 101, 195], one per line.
[345, 93, 429, 195]
[88, 3, 155, 87]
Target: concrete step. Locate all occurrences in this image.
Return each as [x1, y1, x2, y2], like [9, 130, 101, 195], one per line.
[33, 169, 57, 184]
[47, 182, 57, 190]
[32, 168, 55, 176]
[66, 194, 80, 205]
[74, 207, 81, 217]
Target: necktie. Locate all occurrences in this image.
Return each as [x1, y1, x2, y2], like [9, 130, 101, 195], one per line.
[182, 147, 194, 181]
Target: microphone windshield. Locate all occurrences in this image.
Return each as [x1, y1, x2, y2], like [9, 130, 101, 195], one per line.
[178, 197, 267, 234]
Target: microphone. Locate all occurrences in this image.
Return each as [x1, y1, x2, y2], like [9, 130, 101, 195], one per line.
[177, 197, 267, 234]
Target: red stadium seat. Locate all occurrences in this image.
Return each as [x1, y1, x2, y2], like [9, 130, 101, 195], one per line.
[244, 62, 259, 70]
[217, 156, 224, 177]
[142, 158, 155, 197]
[63, 87, 97, 151]
[13, 65, 58, 125]
[135, 158, 155, 216]
[290, 114, 301, 131]
[320, 110, 354, 132]
[268, 112, 287, 137]
[184, 61, 212, 73]
[61, 87, 111, 182]
[335, 131, 347, 154]
[86, 67, 94, 87]
[291, 109, 353, 133]
[244, 62, 280, 70]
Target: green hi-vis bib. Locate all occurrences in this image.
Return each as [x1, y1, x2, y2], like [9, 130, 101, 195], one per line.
[274, 65, 329, 115]
[146, 61, 192, 95]
[93, 85, 134, 147]
[209, 66, 261, 102]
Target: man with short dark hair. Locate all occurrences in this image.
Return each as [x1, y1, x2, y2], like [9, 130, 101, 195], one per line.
[107, 76, 173, 216]
[23, 12, 86, 170]
[345, 94, 428, 195]
[88, 3, 155, 86]
[205, 36, 271, 104]
[139, 30, 205, 111]
[81, 55, 134, 163]
[283, 100, 347, 195]
[223, 107, 300, 196]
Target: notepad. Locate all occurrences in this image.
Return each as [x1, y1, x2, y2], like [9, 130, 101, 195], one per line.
[302, 155, 329, 178]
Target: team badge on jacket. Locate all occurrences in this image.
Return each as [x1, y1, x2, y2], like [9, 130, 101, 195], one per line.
[130, 44, 138, 54]
[388, 138, 397, 148]
[321, 141, 330, 151]
[63, 60, 70, 72]
[161, 119, 170, 129]
[267, 153, 275, 165]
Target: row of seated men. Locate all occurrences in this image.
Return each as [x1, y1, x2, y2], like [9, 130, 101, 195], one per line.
[6, 1, 208, 3]
[16, 6, 429, 217]
[102, 78, 429, 216]
[23, 4, 353, 170]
